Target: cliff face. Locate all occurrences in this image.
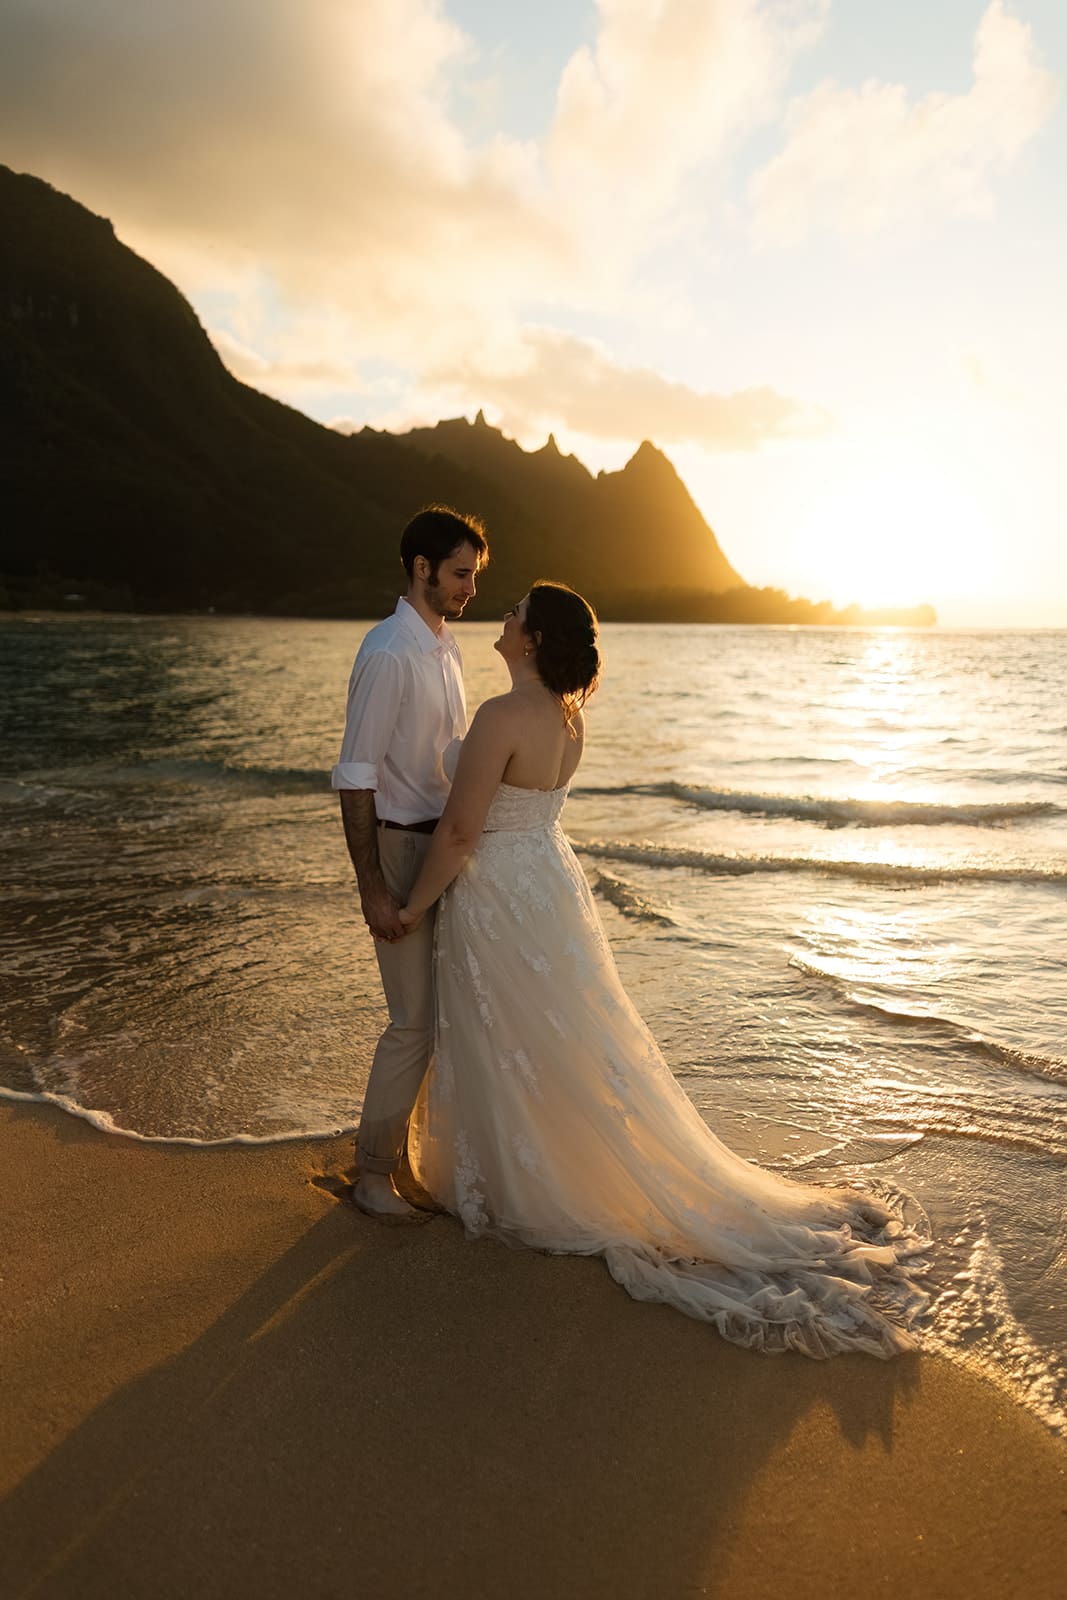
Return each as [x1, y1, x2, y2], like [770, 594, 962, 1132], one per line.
[0, 167, 410, 613]
[0, 166, 750, 616]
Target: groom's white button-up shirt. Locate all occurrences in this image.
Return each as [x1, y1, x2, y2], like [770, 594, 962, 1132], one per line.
[331, 598, 467, 824]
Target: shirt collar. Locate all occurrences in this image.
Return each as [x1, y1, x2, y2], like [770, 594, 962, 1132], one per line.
[396, 596, 455, 655]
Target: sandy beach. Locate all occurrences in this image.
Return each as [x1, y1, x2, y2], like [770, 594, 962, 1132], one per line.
[2, 1099, 1065, 1600]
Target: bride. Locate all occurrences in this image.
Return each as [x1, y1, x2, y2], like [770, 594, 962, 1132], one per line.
[397, 582, 930, 1359]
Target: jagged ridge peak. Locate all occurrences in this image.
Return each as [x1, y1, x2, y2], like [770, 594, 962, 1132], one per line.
[624, 439, 676, 476]
[398, 412, 592, 480]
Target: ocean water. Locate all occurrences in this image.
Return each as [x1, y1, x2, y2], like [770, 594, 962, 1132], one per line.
[2, 616, 1065, 1432]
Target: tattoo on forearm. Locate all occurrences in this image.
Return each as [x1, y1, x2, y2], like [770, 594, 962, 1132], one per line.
[338, 790, 384, 897]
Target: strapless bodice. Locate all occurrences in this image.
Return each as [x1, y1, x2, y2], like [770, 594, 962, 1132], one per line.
[442, 738, 568, 832]
[483, 781, 569, 833]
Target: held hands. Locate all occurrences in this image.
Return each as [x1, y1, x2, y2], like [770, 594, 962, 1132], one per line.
[360, 884, 406, 942]
[358, 882, 425, 941]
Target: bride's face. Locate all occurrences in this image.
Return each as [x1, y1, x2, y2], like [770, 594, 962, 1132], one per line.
[494, 594, 531, 660]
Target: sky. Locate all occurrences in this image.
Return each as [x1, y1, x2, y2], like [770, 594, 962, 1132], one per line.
[2, 0, 1065, 624]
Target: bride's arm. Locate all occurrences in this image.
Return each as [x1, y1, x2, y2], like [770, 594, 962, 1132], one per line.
[400, 701, 514, 925]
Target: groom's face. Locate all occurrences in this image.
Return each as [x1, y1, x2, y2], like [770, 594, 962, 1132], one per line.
[425, 541, 480, 621]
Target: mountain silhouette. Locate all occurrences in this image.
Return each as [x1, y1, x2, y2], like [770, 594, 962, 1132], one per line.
[0, 166, 934, 626]
[378, 412, 744, 601]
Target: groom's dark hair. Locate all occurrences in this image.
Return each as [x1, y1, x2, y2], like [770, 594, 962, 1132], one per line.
[400, 506, 490, 583]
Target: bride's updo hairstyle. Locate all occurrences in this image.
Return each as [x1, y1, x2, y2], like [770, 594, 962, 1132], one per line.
[523, 581, 600, 725]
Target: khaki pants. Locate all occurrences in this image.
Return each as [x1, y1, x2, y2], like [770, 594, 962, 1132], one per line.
[356, 828, 436, 1175]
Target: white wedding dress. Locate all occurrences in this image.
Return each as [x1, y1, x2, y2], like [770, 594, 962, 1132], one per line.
[408, 774, 930, 1359]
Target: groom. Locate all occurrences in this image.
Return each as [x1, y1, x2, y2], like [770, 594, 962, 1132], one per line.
[333, 506, 490, 1218]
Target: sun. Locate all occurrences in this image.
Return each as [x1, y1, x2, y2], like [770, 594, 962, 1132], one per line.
[802, 452, 996, 611]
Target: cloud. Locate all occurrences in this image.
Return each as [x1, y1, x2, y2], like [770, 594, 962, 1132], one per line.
[546, 0, 829, 245]
[0, 0, 824, 376]
[206, 330, 359, 396]
[0, 0, 538, 365]
[404, 327, 831, 450]
[749, 2, 1058, 245]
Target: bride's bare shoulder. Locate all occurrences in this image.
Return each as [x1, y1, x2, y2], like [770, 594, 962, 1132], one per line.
[470, 692, 517, 724]
[473, 690, 553, 723]
[464, 693, 524, 749]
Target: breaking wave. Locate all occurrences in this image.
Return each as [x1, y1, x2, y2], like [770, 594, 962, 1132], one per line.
[575, 781, 1058, 829]
[573, 838, 1067, 889]
[789, 958, 1067, 1089]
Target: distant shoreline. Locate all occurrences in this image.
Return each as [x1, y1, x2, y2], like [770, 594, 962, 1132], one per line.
[0, 588, 937, 629]
[6, 609, 1063, 631]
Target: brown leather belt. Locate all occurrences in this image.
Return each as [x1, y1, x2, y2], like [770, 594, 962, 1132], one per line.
[379, 817, 438, 835]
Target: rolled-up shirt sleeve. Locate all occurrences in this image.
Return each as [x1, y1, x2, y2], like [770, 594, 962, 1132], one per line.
[331, 649, 405, 791]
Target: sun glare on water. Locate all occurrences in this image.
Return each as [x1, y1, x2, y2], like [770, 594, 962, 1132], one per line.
[820, 631, 946, 805]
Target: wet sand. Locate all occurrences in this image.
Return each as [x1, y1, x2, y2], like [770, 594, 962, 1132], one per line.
[2, 1099, 1065, 1599]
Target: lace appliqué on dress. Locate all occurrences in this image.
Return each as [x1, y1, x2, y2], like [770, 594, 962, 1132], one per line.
[454, 1128, 487, 1231]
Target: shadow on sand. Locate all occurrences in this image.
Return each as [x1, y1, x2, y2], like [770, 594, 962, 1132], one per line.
[0, 1116, 931, 1600]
